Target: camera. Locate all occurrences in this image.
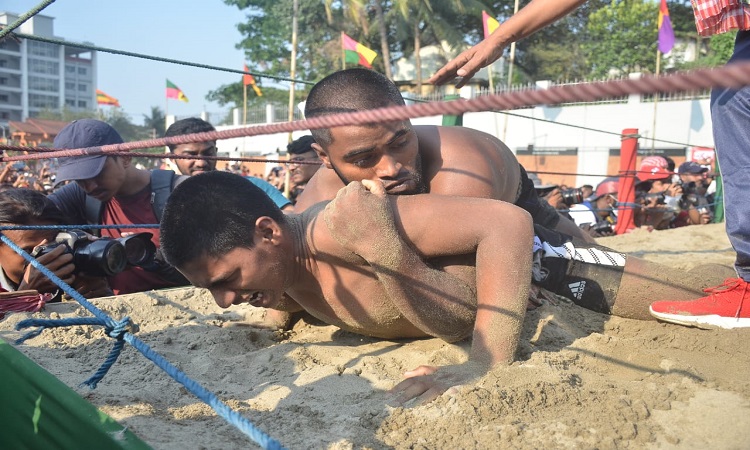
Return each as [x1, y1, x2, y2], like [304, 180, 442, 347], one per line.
[560, 188, 585, 206]
[31, 230, 156, 277]
[638, 192, 666, 204]
[592, 221, 614, 235]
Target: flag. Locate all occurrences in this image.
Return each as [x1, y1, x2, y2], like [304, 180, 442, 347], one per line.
[482, 11, 500, 40]
[243, 64, 263, 97]
[658, 0, 675, 53]
[341, 32, 377, 68]
[96, 89, 120, 107]
[166, 79, 189, 102]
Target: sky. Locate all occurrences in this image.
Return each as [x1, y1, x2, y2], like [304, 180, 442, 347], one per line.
[5, 0, 258, 124]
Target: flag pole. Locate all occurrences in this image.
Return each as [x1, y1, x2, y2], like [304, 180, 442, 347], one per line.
[651, 48, 661, 152]
[341, 32, 346, 70]
[285, 0, 300, 200]
[502, 0, 520, 142]
[243, 83, 247, 125]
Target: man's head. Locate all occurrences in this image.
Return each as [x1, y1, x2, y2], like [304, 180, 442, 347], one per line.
[637, 156, 673, 192]
[54, 119, 130, 202]
[164, 117, 217, 176]
[0, 188, 67, 284]
[286, 135, 320, 186]
[591, 177, 618, 217]
[677, 161, 709, 186]
[160, 171, 289, 309]
[304, 68, 425, 194]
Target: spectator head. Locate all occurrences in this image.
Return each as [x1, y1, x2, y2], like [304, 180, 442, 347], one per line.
[0, 188, 67, 285]
[303, 69, 425, 195]
[164, 118, 217, 176]
[286, 135, 320, 186]
[678, 161, 709, 185]
[638, 156, 673, 188]
[590, 177, 619, 218]
[580, 184, 594, 200]
[54, 119, 130, 202]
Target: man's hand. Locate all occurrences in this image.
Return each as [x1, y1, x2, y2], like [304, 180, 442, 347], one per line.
[72, 275, 113, 299]
[428, 39, 507, 88]
[388, 363, 481, 407]
[323, 180, 401, 259]
[19, 242, 75, 293]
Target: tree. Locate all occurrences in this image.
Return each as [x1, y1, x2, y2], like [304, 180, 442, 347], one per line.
[142, 106, 166, 138]
[583, 0, 659, 78]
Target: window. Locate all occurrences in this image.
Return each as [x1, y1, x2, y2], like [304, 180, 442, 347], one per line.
[77, 100, 87, 108]
[65, 81, 75, 89]
[77, 67, 87, 75]
[0, 95, 7, 102]
[0, 78, 6, 85]
[28, 59, 59, 75]
[78, 84, 87, 92]
[65, 99, 75, 107]
[29, 76, 58, 92]
[66, 66, 75, 74]
[0, 112, 9, 120]
[29, 93, 58, 109]
[28, 41, 58, 58]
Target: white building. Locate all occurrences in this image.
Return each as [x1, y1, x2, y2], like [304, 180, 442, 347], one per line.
[0, 12, 97, 128]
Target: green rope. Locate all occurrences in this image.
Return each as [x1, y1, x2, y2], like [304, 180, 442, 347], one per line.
[11, 31, 314, 86]
[0, 0, 57, 39]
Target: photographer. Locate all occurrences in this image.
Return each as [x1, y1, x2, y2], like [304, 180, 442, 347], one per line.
[568, 177, 619, 237]
[0, 188, 111, 299]
[673, 161, 712, 227]
[634, 159, 683, 230]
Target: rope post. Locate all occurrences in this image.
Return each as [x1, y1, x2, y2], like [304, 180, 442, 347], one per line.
[615, 128, 639, 235]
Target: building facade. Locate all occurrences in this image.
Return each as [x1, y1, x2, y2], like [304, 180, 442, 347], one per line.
[0, 12, 97, 130]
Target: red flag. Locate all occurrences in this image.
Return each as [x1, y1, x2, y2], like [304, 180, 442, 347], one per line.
[243, 64, 262, 96]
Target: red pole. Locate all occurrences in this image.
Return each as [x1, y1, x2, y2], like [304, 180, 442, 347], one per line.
[615, 128, 638, 235]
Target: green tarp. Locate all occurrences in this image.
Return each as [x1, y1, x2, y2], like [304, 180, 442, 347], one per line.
[0, 338, 151, 449]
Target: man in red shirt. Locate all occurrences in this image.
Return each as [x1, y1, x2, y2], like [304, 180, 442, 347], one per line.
[49, 119, 187, 295]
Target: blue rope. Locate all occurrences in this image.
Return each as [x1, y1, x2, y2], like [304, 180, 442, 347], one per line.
[0, 224, 159, 230]
[2, 232, 286, 449]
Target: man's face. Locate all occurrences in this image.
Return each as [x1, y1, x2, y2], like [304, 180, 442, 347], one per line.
[287, 150, 321, 186]
[679, 172, 707, 186]
[0, 226, 57, 285]
[177, 225, 289, 310]
[75, 157, 128, 202]
[172, 142, 217, 176]
[316, 121, 425, 195]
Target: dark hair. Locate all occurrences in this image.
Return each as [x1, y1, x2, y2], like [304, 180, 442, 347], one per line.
[0, 188, 67, 225]
[164, 117, 216, 151]
[160, 171, 286, 268]
[662, 156, 676, 173]
[304, 68, 405, 146]
[287, 135, 316, 155]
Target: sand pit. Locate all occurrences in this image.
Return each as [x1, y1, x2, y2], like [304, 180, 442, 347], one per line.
[2, 222, 749, 449]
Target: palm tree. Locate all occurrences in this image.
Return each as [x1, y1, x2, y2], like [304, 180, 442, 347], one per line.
[142, 106, 166, 138]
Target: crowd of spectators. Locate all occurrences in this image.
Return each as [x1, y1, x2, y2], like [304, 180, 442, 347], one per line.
[532, 154, 718, 238]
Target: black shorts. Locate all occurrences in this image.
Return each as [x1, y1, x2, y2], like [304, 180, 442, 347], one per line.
[515, 166, 561, 230]
[531, 225, 627, 314]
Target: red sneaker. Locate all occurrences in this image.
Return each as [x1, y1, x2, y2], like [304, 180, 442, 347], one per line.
[649, 277, 750, 329]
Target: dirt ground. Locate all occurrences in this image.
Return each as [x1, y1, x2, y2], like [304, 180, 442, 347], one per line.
[2, 222, 748, 449]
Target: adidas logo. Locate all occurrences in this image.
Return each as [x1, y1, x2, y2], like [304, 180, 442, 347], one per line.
[568, 281, 586, 300]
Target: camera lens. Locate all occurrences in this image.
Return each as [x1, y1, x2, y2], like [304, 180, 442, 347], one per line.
[74, 240, 127, 277]
[561, 188, 585, 206]
[117, 233, 156, 266]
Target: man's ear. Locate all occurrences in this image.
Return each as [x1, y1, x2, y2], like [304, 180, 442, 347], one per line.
[311, 143, 333, 169]
[254, 216, 282, 244]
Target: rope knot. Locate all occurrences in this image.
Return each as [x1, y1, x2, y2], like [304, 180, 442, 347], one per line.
[106, 316, 138, 340]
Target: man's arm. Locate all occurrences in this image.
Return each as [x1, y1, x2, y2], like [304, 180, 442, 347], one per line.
[429, 0, 587, 87]
[323, 182, 479, 342]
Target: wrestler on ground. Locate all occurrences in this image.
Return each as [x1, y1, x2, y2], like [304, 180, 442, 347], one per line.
[160, 172, 719, 405]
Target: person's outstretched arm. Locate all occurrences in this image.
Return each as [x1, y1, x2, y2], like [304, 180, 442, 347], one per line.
[429, 0, 587, 87]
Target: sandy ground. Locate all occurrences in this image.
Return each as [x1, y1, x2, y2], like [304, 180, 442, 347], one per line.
[2, 222, 749, 449]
